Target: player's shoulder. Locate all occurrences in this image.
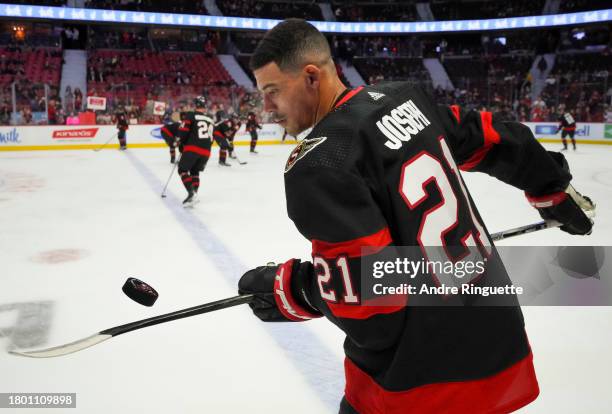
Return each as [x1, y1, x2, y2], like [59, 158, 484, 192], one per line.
[285, 82, 430, 173]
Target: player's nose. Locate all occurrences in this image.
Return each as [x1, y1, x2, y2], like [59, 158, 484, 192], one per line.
[263, 95, 276, 113]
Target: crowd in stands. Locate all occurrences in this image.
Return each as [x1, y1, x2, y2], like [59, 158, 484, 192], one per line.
[218, 1, 322, 20]
[0, 0, 609, 126]
[430, 0, 545, 21]
[0, 44, 63, 124]
[559, 0, 601, 13]
[332, 2, 417, 22]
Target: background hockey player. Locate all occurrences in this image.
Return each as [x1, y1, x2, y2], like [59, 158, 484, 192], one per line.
[246, 111, 262, 153]
[557, 108, 577, 151]
[160, 121, 180, 163]
[237, 19, 595, 414]
[228, 115, 241, 159]
[115, 110, 129, 150]
[213, 115, 236, 167]
[176, 96, 215, 207]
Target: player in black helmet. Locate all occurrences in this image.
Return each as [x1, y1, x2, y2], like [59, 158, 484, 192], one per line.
[557, 108, 577, 151]
[214, 114, 239, 166]
[115, 109, 129, 150]
[175, 96, 215, 207]
[246, 111, 262, 153]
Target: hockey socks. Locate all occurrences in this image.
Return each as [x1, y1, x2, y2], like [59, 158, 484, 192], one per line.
[192, 176, 200, 193]
[180, 172, 193, 193]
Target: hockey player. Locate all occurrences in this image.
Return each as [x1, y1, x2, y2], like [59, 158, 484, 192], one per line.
[557, 109, 577, 151]
[115, 110, 129, 150]
[228, 115, 242, 159]
[213, 116, 236, 167]
[160, 121, 180, 163]
[246, 111, 262, 153]
[238, 19, 594, 414]
[176, 96, 215, 207]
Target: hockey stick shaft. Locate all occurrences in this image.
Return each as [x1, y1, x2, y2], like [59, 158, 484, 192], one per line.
[491, 210, 595, 242]
[93, 132, 117, 152]
[161, 153, 180, 197]
[10, 294, 257, 358]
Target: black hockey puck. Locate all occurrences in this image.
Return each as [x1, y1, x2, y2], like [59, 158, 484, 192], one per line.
[122, 277, 159, 307]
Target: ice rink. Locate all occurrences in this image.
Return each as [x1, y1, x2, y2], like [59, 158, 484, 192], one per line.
[1, 142, 611, 413]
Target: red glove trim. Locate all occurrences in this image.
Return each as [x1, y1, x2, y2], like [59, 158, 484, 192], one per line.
[525, 191, 567, 208]
[273, 259, 321, 322]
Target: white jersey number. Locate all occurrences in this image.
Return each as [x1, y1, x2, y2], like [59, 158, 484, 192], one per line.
[398, 137, 491, 286]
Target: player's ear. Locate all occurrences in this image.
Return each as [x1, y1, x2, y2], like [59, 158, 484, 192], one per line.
[303, 64, 321, 90]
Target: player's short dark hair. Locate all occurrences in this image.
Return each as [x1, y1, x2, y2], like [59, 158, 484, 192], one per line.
[250, 18, 331, 72]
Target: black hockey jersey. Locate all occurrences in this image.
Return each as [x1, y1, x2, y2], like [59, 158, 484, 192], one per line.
[160, 122, 180, 140]
[178, 110, 215, 156]
[246, 114, 261, 132]
[116, 113, 128, 131]
[213, 119, 235, 149]
[558, 112, 576, 131]
[280, 83, 572, 413]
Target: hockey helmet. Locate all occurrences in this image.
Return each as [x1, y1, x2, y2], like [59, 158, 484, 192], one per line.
[194, 96, 207, 109]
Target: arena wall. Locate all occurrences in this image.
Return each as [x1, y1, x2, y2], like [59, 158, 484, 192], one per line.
[0, 123, 610, 151]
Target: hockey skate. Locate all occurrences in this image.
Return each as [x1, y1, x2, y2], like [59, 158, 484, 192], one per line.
[219, 161, 231, 167]
[183, 191, 196, 208]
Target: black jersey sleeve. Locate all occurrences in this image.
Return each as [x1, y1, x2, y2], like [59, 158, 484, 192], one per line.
[435, 104, 571, 196]
[177, 113, 193, 145]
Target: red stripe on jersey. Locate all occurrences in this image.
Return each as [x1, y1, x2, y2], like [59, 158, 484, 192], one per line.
[450, 105, 461, 123]
[562, 126, 576, 131]
[311, 227, 392, 259]
[214, 130, 225, 139]
[183, 145, 211, 157]
[344, 352, 539, 414]
[161, 126, 173, 138]
[327, 300, 405, 320]
[459, 111, 501, 171]
[334, 86, 364, 109]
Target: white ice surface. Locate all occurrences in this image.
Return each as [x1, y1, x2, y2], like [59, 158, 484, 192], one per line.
[0, 143, 610, 413]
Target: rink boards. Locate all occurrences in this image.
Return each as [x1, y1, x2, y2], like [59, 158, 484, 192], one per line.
[0, 122, 610, 151]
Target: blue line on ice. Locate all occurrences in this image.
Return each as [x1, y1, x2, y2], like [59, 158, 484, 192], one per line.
[125, 151, 343, 411]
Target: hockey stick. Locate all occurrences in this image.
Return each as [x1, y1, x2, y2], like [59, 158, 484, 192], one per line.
[161, 153, 181, 198]
[491, 209, 596, 242]
[9, 293, 260, 358]
[93, 132, 118, 152]
[233, 153, 247, 165]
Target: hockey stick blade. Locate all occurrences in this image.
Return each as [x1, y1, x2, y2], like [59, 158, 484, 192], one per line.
[10, 294, 257, 358]
[491, 209, 596, 242]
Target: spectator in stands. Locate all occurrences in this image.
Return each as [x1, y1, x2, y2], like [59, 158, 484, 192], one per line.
[0, 103, 10, 125]
[74, 88, 83, 111]
[64, 86, 74, 113]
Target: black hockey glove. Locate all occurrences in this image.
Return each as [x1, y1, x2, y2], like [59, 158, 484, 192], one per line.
[526, 184, 595, 235]
[238, 259, 322, 322]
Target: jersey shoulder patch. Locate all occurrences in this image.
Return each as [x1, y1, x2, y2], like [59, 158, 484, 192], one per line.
[285, 137, 327, 173]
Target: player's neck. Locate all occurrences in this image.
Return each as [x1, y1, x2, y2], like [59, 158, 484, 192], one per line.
[314, 77, 347, 126]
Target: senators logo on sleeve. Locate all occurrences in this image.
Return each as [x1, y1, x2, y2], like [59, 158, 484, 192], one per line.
[284, 136, 327, 173]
